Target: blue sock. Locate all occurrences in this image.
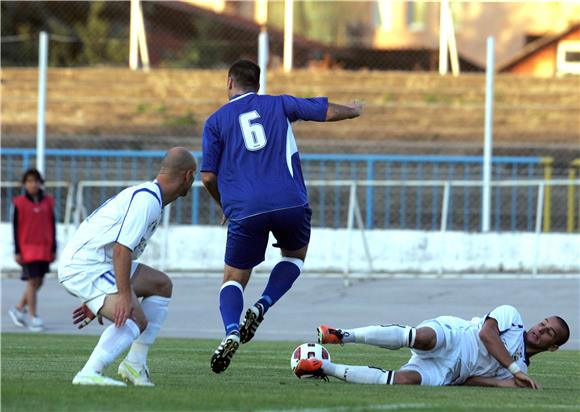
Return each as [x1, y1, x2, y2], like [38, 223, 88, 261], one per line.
[257, 258, 303, 314]
[219, 281, 244, 336]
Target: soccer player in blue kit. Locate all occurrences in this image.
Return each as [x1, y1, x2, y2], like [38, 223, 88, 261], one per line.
[201, 60, 363, 373]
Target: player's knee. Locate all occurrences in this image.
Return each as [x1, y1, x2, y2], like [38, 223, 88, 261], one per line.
[394, 371, 422, 385]
[413, 327, 437, 350]
[157, 273, 173, 298]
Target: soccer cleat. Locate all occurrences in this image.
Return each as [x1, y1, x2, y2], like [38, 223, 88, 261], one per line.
[294, 358, 328, 381]
[118, 360, 155, 387]
[239, 303, 264, 344]
[28, 316, 44, 332]
[72, 371, 127, 386]
[317, 325, 344, 345]
[8, 307, 27, 327]
[211, 333, 240, 374]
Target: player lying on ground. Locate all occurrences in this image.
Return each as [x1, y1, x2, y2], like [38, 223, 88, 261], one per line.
[295, 305, 570, 389]
[58, 147, 196, 386]
[200, 60, 364, 373]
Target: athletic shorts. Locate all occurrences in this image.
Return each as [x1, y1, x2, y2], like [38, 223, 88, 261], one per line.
[225, 205, 312, 269]
[400, 316, 464, 386]
[59, 261, 140, 315]
[21, 261, 50, 280]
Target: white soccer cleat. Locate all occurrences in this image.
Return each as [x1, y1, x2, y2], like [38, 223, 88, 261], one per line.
[28, 316, 44, 332]
[72, 371, 127, 386]
[8, 307, 27, 327]
[117, 360, 155, 387]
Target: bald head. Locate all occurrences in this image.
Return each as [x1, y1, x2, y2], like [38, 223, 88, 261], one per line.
[156, 147, 197, 205]
[159, 147, 197, 174]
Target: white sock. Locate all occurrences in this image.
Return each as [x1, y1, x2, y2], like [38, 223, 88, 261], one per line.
[342, 325, 416, 349]
[126, 295, 170, 366]
[80, 319, 140, 375]
[321, 360, 395, 385]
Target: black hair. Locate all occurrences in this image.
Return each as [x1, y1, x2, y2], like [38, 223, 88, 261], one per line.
[21, 168, 44, 184]
[228, 60, 260, 92]
[554, 316, 570, 346]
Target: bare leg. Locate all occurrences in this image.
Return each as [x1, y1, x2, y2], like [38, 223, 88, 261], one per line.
[98, 292, 147, 332]
[223, 265, 252, 288]
[124, 264, 173, 370]
[413, 327, 437, 350]
[131, 264, 173, 298]
[394, 370, 422, 385]
[16, 289, 28, 311]
[253, 244, 307, 314]
[26, 278, 43, 317]
[281, 244, 308, 260]
[77, 292, 144, 378]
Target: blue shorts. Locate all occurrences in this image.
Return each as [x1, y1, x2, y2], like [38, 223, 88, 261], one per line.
[225, 205, 312, 269]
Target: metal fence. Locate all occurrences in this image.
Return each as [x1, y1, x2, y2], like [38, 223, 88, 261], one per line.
[4, 148, 577, 232]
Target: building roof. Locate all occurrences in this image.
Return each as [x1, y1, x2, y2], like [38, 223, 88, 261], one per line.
[498, 23, 580, 72]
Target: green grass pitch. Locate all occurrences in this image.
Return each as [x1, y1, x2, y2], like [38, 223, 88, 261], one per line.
[2, 333, 579, 411]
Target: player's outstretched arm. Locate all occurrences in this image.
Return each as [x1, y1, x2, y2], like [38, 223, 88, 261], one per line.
[326, 100, 364, 122]
[462, 376, 518, 388]
[479, 318, 540, 390]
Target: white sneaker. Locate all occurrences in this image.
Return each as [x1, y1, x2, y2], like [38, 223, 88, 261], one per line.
[8, 307, 27, 327]
[28, 316, 44, 332]
[72, 371, 127, 386]
[118, 360, 155, 387]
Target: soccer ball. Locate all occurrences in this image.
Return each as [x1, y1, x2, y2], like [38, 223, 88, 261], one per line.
[290, 342, 330, 371]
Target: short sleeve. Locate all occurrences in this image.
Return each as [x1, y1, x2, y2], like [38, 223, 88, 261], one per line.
[486, 305, 523, 333]
[201, 116, 222, 173]
[280, 95, 328, 123]
[115, 190, 161, 251]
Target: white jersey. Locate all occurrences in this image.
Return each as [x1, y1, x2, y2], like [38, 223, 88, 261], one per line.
[451, 305, 528, 384]
[58, 181, 163, 282]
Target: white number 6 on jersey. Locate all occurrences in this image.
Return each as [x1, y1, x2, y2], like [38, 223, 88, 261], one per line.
[239, 111, 267, 151]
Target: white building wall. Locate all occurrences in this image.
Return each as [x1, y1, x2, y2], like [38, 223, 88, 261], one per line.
[1, 223, 578, 274]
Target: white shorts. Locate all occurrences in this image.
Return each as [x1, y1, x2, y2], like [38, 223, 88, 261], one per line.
[400, 316, 464, 386]
[59, 261, 140, 315]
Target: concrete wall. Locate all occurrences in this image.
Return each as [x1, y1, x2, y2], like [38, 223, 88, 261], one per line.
[1, 223, 578, 274]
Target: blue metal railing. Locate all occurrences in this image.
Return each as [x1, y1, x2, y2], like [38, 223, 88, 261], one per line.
[1, 148, 545, 231]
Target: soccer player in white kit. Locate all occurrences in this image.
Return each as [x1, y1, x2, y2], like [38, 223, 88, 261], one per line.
[295, 305, 570, 389]
[58, 147, 196, 386]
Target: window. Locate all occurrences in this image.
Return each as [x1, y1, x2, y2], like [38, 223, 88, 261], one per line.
[557, 40, 580, 75]
[406, 1, 427, 31]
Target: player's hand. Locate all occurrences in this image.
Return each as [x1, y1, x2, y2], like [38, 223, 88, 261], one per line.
[72, 304, 103, 329]
[114, 294, 133, 327]
[14, 254, 23, 265]
[514, 372, 540, 390]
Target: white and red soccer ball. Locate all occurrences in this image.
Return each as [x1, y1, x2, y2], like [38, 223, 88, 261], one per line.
[290, 342, 330, 371]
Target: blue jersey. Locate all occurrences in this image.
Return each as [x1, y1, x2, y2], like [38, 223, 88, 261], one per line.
[201, 92, 328, 220]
